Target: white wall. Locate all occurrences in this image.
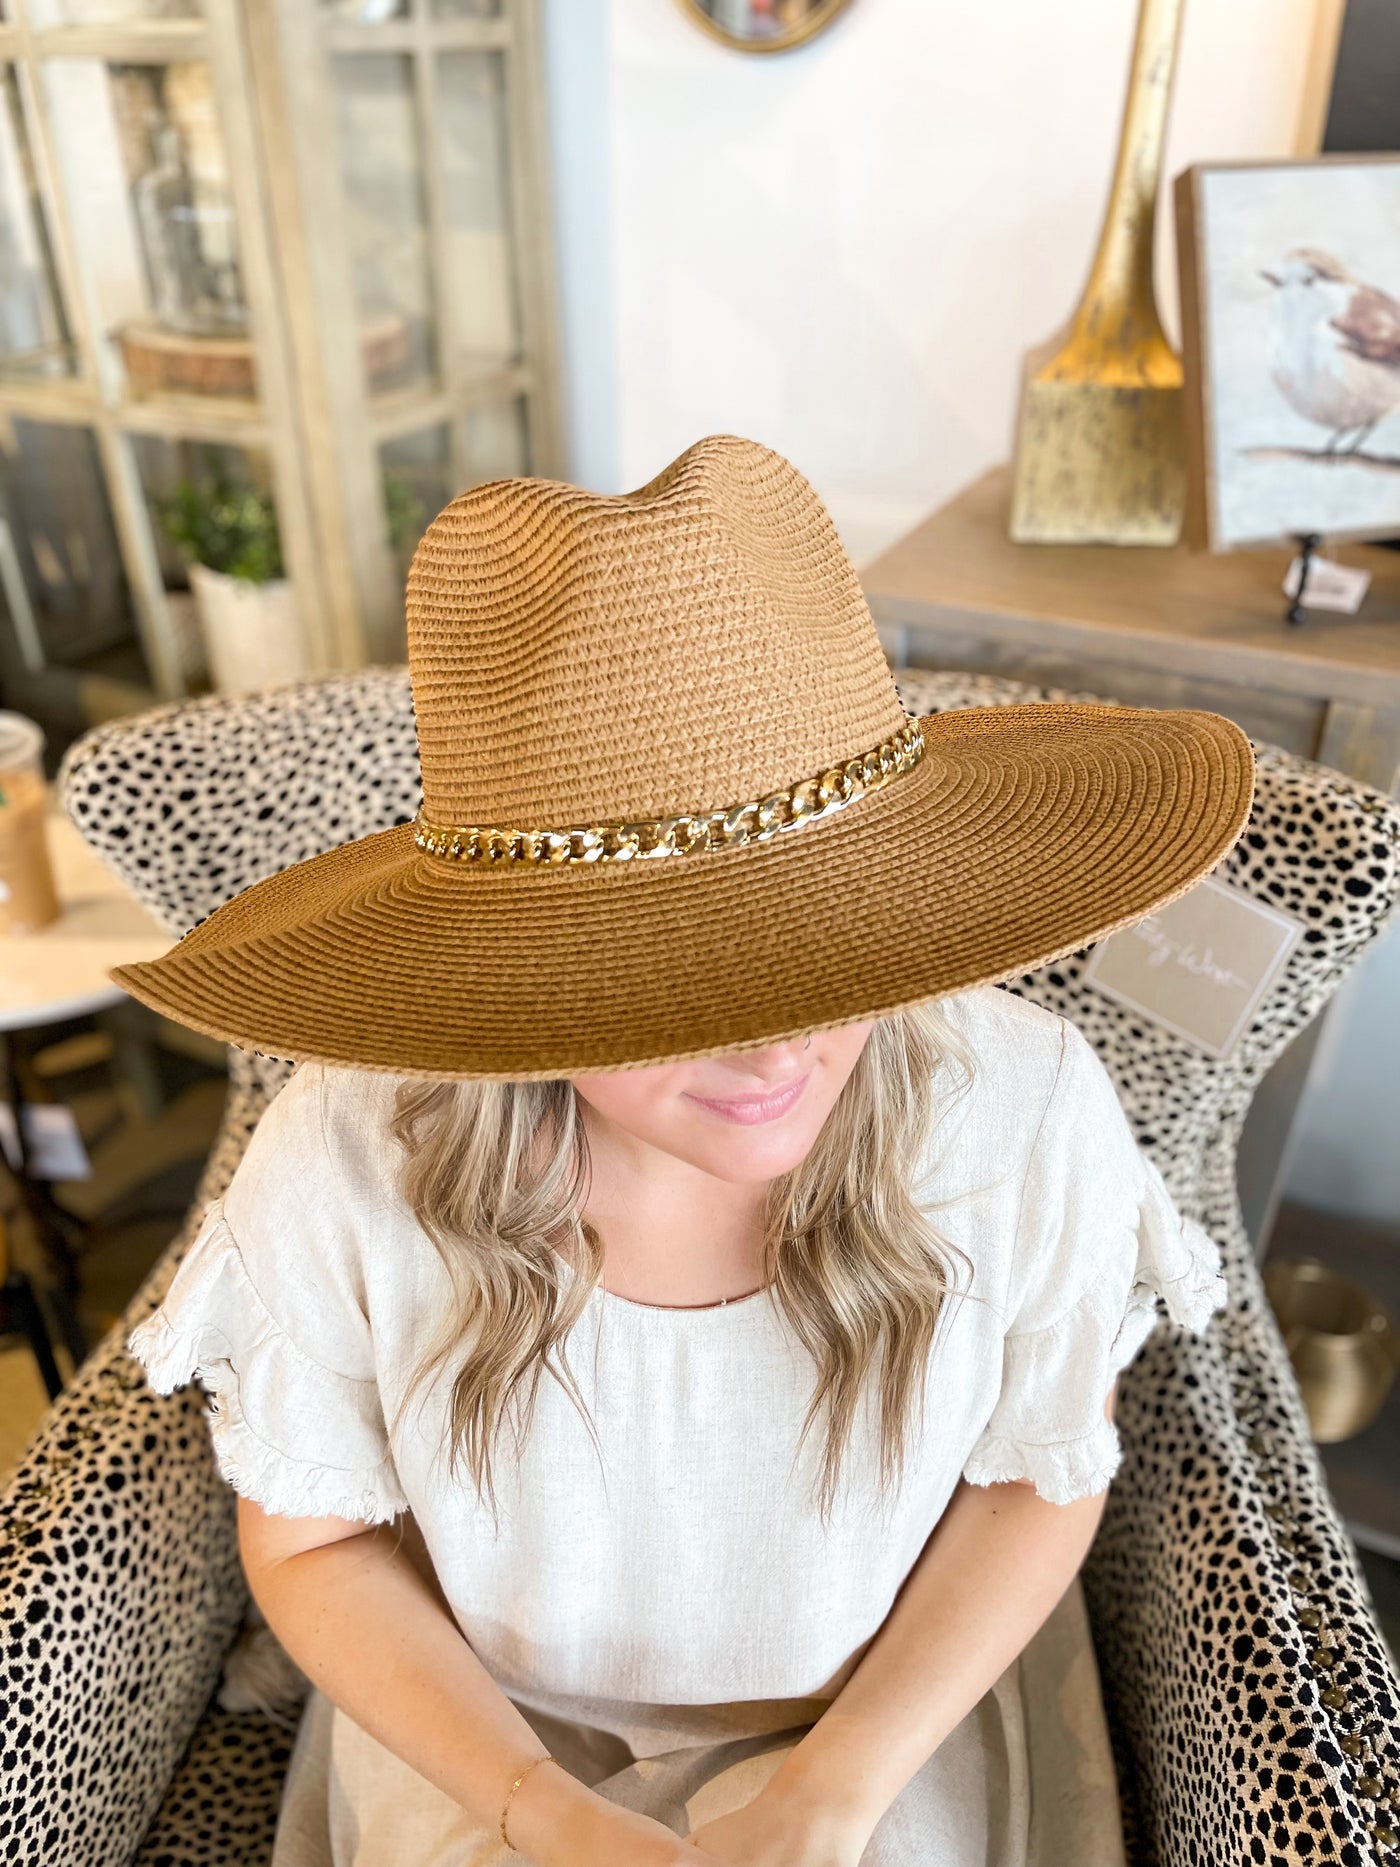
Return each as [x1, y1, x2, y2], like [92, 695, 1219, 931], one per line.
[539, 0, 618, 492]
[539, 0, 1398, 1226]
[574, 0, 1319, 560]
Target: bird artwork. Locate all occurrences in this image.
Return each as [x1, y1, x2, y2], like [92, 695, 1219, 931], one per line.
[1260, 248, 1400, 458]
[1177, 158, 1400, 550]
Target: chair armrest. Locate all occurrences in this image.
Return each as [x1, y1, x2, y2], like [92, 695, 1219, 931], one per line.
[1087, 1286, 1400, 1865]
[0, 1308, 248, 1867]
[0, 1058, 287, 1866]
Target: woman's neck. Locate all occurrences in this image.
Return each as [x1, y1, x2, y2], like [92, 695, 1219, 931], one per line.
[576, 1104, 772, 1308]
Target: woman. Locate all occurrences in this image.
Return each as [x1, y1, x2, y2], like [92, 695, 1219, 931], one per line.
[120, 434, 1254, 1866]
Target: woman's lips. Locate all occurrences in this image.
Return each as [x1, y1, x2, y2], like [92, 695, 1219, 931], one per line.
[684, 1071, 811, 1125]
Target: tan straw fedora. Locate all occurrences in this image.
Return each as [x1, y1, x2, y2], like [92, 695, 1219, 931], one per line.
[107, 434, 1256, 1081]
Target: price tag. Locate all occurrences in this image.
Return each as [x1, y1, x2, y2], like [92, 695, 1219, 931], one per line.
[1282, 556, 1372, 614]
[1083, 874, 1304, 1057]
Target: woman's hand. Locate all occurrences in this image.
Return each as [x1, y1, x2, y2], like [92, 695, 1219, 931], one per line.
[506, 1764, 706, 1867]
[686, 1786, 870, 1866]
[506, 1758, 740, 1867]
[577, 1804, 713, 1867]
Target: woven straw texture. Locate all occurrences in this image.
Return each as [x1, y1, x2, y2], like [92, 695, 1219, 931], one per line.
[108, 435, 1256, 1079]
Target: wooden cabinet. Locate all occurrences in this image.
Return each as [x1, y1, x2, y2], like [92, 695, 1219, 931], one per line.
[0, 0, 561, 720]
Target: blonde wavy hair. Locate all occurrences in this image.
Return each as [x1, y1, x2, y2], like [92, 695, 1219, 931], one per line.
[386, 1001, 980, 1523]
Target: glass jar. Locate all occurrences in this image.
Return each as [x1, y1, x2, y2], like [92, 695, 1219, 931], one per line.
[0, 712, 60, 936]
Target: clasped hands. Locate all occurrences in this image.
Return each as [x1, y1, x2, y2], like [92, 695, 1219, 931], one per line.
[631, 1762, 876, 1867]
[684, 1784, 871, 1865]
[512, 1740, 877, 1867]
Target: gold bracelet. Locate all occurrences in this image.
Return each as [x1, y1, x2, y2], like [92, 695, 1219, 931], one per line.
[500, 1753, 554, 1851]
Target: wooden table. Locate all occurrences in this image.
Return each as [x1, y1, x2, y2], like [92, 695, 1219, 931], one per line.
[1, 789, 174, 1030]
[864, 464, 1400, 793]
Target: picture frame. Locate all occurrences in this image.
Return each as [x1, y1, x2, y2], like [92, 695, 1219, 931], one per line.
[674, 0, 855, 54]
[1175, 154, 1400, 552]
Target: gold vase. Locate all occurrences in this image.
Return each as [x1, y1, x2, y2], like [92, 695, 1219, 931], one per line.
[1010, 0, 1187, 546]
[1263, 1257, 1400, 1444]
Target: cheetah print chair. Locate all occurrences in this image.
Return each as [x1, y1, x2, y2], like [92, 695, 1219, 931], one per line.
[2, 664, 1398, 1867]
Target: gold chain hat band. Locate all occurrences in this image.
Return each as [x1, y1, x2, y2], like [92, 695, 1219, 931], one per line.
[413, 719, 924, 867]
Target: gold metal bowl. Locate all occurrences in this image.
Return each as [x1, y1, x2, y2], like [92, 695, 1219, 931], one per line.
[1263, 1256, 1400, 1444]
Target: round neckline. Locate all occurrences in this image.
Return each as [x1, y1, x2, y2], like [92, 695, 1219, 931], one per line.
[596, 1279, 771, 1315]
[552, 1250, 773, 1320]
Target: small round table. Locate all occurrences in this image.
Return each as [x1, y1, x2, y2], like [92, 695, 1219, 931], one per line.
[2, 784, 173, 1376]
[1, 782, 176, 1022]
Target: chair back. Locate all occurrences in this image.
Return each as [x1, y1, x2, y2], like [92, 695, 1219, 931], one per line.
[63, 667, 422, 934]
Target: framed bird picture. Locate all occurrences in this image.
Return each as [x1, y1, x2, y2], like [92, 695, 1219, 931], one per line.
[1175, 155, 1400, 551]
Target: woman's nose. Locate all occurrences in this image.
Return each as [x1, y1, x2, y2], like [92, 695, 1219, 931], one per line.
[714, 1036, 811, 1084]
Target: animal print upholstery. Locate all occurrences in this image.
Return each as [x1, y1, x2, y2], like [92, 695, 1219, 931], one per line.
[899, 669, 1400, 1867]
[0, 664, 1396, 1867]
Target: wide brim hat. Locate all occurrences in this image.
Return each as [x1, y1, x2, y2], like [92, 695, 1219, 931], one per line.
[108, 435, 1255, 1081]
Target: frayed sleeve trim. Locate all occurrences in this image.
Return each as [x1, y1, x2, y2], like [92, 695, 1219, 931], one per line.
[126, 1200, 408, 1525]
[962, 1417, 1124, 1507]
[1135, 1158, 1230, 1338]
[961, 1161, 1229, 1507]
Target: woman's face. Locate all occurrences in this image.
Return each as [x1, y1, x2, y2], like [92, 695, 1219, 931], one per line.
[569, 1020, 875, 1185]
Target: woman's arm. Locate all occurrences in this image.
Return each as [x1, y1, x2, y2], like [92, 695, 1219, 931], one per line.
[237, 1500, 700, 1867]
[697, 1381, 1119, 1861]
[777, 1381, 1117, 1842]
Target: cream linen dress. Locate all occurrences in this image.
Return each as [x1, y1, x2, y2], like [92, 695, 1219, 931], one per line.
[128, 984, 1229, 1867]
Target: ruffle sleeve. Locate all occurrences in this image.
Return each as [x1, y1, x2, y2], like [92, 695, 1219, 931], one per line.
[961, 1020, 1228, 1507]
[126, 1066, 408, 1525]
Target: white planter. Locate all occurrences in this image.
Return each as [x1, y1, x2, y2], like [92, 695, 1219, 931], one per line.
[189, 564, 306, 697]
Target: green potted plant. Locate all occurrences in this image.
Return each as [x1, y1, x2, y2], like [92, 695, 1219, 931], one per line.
[382, 470, 425, 577]
[157, 470, 306, 696]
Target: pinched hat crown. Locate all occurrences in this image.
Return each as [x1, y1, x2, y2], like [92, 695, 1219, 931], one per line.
[405, 434, 910, 833]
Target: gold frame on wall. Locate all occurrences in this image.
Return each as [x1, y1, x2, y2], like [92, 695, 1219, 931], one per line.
[673, 0, 855, 55]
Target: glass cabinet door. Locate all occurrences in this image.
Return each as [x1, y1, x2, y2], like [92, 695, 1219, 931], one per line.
[0, 0, 320, 724]
[281, 0, 559, 659]
[330, 50, 437, 396]
[43, 56, 253, 399]
[0, 0, 559, 723]
[0, 67, 73, 379]
[0, 417, 150, 692]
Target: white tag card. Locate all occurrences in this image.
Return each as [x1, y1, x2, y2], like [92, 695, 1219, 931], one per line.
[1282, 556, 1372, 614]
[1081, 874, 1304, 1057]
